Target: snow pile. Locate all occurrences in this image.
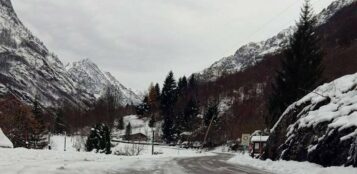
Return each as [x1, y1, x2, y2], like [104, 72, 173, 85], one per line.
[0, 128, 12, 148]
[267, 73, 357, 167]
[282, 73, 357, 141]
[228, 153, 357, 174]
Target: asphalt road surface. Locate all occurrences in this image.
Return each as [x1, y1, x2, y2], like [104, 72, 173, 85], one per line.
[119, 153, 271, 174]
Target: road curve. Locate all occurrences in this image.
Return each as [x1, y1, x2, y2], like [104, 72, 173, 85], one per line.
[118, 153, 271, 174]
[176, 153, 271, 174]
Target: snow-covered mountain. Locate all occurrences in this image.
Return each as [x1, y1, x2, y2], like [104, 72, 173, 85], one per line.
[0, 0, 95, 108]
[265, 72, 357, 167]
[198, 0, 357, 81]
[0, 0, 138, 108]
[66, 59, 141, 105]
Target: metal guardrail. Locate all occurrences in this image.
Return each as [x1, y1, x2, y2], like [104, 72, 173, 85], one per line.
[111, 139, 165, 146]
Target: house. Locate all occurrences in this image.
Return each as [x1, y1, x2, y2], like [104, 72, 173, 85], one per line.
[249, 135, 269, 157]
[0, 128, 13, 148]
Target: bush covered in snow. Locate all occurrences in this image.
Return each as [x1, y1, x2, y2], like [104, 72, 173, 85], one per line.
[85, 124, 111, 154]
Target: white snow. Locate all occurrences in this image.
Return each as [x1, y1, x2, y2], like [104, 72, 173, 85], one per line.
[273, 73, 357, 142]
[0, 128, 13, 148]
[228, 153, 357, 174]
[0, 144, 212, 174]
[251, 136, 269, 142]
[49, 135, 86, 152]
[113, 115, 162, 140]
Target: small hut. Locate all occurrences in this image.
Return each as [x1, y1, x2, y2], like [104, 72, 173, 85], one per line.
[249, 135, 269, 157]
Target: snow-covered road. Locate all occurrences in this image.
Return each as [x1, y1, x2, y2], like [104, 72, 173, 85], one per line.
[0, 147, 270, 174]
[117, 153, 270, 174]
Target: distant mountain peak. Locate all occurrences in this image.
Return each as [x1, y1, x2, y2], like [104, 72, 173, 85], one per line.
[0, 0, 139, 108]
[67, 58, 141, 105]
[198, 0, 356, 81]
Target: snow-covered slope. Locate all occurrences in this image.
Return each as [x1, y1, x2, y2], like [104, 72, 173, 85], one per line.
[198, 0, 357, 81]
[0, 0, 95, 108]
[66, 59, 141, 105]
[266, 73, 357, 167]
[0, 128, 12, 148]
[0, 0, 138, 108]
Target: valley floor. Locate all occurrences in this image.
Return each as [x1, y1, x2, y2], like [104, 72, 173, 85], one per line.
[1, 146, 356, 174]
[0, 146, 210, 174]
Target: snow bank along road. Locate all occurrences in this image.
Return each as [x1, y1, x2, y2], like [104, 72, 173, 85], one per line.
[118, 153, 271, 174]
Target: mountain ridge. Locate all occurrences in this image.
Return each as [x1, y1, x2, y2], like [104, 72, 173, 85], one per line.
[66, 58, 141, 105]
[0, 0, 139, 108]
[198, 0, 357, 81]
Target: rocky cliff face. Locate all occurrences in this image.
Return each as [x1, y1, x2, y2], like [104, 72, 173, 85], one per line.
[198, 0, 357, 81]
[0, 0, 138, 108]
[265, 73, 357, 167]
[0, 0, 94, 108]
[66, 59, 141, 105]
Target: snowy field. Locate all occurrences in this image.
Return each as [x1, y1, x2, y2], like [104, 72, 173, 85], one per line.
[228, 153, 357, 174]
[0, 145, 212, 174]
[0, 132, 213, 174]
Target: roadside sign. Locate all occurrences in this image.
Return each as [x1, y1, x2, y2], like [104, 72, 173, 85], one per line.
[241, 134, 250, 146]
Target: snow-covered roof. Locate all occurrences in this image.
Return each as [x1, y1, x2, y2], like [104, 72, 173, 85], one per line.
[251, 136, 269, 142]
[0, 128, 13, 148]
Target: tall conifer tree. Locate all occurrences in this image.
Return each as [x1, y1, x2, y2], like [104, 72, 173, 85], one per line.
[267, 0, 323, 128]
[161, 71, 177, 143]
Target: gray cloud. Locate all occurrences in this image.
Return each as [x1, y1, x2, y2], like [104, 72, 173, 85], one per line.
[12, 0, 335, 91]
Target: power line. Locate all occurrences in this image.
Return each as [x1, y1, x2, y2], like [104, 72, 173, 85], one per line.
[238, 0, 321, 45]
[239, 0, 302, 44]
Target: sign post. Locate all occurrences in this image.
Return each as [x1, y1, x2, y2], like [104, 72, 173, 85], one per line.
[241, 134, 250, 153]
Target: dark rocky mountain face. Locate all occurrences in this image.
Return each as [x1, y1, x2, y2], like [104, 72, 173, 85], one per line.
[0, 0, 92, 108]
[193, 1, 357, 139]
[0, 0, 138, 109]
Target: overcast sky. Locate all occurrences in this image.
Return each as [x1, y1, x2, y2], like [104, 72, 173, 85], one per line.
[12, 0, 335, 91]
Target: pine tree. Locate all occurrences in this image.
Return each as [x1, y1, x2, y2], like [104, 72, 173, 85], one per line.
[148, 83, 161, 126]
[188, 74, 197, 91]
[154, 83, 161, 100]
[54, 108, 66, 134]
[85, 123, 111, 154]
[266, 0, 323, 128]
[149, 114, 155, 128]
[30, 97, 47, 149]
[102, 85, 120, 127]
[117, 117, 124, 130]
[183, 97, 199, 131]
[136, 96, 151, 117]
[148, 83, 160, 113]
[161, 71, 178, 143]
[125, 122, 132, 140]
[177, 76, 188, 94]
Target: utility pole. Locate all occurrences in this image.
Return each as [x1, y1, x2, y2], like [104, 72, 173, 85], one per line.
[201, 114, 216, 151]
[64, 131, 67, 151]
[152, 128, 155, 155]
